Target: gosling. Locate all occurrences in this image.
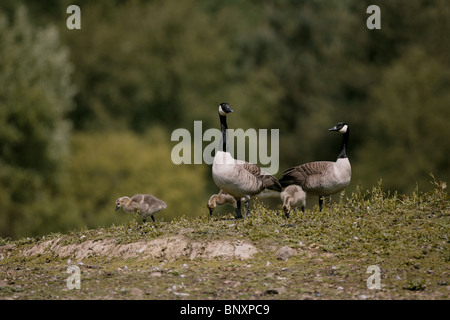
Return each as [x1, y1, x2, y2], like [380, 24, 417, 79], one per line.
[115, 194, 167, 222]
[207, 190, 237, 216]
[280, 185, 306, 218]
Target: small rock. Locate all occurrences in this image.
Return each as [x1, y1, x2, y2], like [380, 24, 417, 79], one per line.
[276, 246, 295, 261]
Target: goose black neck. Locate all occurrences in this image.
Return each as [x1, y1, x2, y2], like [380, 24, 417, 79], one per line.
[338, 128, 349, 159]
[220, 115, 228, 152]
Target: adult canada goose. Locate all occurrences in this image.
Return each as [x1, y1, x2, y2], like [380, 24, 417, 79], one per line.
[207, 190, 237, 216]
[212, 103, 282, 219]
[280, 185, 306, 218]
[279, 122, 351, 211]
[115, 194, 167, 222]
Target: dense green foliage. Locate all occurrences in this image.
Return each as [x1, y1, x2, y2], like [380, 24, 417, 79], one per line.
[0, 7, 75, 238]
[0, 0, 449, 238]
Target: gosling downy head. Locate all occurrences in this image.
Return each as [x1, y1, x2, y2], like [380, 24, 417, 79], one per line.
[115, 196, 130, 211]
[282, 203, 291, 217]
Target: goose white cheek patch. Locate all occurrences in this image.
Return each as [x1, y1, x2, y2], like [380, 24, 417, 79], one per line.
[339, 125, 348, 134]
[218, 105, 227, 116]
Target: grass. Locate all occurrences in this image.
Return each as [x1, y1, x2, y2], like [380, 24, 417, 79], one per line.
[0, 179, 448, 300]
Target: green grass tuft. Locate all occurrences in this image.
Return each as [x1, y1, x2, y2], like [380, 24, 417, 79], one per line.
[0, 181, 448, 300]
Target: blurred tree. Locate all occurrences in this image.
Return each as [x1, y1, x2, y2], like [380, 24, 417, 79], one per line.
[231, 0, 370, 170]
[63, 0, 243, 132]
[0, 7, 76, 237]
[68, 128, 208, 226]
[355, 48, 450, 192]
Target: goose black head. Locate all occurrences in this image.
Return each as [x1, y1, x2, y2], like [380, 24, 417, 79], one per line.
[329, 122, 348, 134]
[218, 102, 233, 116]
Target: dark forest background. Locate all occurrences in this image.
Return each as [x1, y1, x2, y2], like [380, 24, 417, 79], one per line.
[1, 0, 449, 238]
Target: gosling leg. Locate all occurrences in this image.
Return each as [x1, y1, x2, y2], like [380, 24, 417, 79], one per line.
[285, 209, 290, 219]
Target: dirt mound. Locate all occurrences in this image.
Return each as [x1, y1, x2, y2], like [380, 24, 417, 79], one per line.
[21, 235, 258, 261]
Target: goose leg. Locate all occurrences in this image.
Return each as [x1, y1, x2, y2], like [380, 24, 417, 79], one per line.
[244, 200, 250, 218]
[235, 199, 243, 219]
[285, 209, 290, 219]
[318, 196, 324, 212]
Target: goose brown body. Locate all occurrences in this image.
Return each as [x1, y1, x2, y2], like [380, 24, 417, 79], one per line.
[279, 122, 351, 211]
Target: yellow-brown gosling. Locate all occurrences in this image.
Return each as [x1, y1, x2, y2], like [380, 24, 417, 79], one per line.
[207, 190, 237, 216]
[280, 185, 306, 218]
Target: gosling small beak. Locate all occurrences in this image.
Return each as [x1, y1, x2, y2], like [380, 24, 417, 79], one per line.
[115, 205, 120, 211]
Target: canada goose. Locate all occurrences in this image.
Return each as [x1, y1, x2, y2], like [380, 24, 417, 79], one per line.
[280, 185, 306, 218]
[212, 103, 282, 219]
[115, 194, 167, 222]
[207, 190, 237, 216]
[279, 122, 351, 211]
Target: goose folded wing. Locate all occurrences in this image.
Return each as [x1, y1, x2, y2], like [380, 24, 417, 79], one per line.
[241, 161, 282, 192]
[241, 161, 262, 176]
[281, 161, 332, 185]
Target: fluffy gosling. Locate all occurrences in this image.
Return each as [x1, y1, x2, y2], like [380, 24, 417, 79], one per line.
[115, 194, 167, 222]
[280, 185, 306, 218]
[207, 190, 237, 216]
